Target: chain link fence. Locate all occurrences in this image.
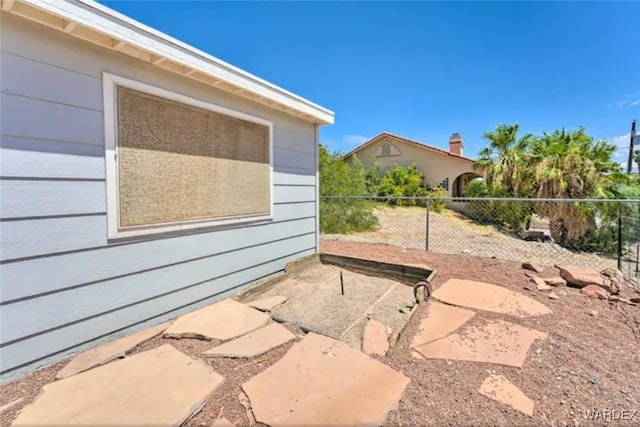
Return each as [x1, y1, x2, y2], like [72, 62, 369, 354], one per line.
[320, 196, 640, 285]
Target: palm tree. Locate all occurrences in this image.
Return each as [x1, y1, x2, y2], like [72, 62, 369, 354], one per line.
[474, 123, 534, 196]
[530, 127, 619, 244]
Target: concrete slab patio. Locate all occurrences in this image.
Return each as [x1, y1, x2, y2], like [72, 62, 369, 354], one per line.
[12, 345, 223, 426]
[267, 266, 416, 349]
[242, 333, 410, 426]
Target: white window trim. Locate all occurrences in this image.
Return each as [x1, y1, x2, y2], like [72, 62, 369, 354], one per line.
[102, 72, 274, 240]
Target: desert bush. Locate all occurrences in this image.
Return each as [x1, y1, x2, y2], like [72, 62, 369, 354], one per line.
[426, 187, 446, 212]
[319, 146, 378, 233]
[465, 180, 532, 230]
[377, 164, 427, 206]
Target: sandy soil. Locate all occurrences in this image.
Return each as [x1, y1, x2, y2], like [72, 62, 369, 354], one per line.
[322, 205, 639, 283]
[1, 241, 639, 426]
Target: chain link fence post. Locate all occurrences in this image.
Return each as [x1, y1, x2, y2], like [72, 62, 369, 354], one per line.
[636, 202, 640, 278]
[617, 203, 623, 270]
[425, 199, 430, 251]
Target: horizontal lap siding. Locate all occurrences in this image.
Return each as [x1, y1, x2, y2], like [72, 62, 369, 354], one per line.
[0, 14, 320, 382]
[0, 203, 315, 261]
[1, 233, 315, 345]
[1, 245, 315, 377]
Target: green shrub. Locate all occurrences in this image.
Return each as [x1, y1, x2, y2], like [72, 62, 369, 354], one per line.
[319, 198, 378, 234]
[319, 146, 378, 233]
[377, 164, 427, 206]
[465, 179, 494, 221]
[364, 161, 382, 196]
[570, 224, 618, 256]
[465, 178, 490, 198]
[465, 180, 532, 230]
[426, 187, 446, 213]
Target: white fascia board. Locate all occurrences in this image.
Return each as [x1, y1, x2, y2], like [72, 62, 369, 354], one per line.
[21, 0, 335, 124]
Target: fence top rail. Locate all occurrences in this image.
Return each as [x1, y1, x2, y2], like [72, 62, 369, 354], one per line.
[320, 195, 640, 203]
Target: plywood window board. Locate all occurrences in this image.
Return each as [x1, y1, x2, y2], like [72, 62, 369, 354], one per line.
[112, 84, 272, 234]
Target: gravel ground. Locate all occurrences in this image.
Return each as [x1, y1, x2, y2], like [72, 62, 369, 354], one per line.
[322, 205, 634, 280]
[323, 240, 640, 426]
[2, 241, 639, 426]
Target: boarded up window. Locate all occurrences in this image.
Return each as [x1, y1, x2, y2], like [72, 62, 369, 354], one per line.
[116, 87, 271, 229]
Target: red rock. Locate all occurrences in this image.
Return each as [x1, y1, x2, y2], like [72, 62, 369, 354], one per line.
[580, 285, 609, 299]
[363, 320, 389, 356]
[556, 265, 603, 288]
[542, 277, 566, 287]
[522, 262, 544, 274]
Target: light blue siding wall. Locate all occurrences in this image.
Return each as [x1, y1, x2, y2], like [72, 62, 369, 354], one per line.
[0, 14, 320, 382]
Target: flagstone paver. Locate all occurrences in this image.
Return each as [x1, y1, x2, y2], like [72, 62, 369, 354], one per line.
[242, 332, 410, 426]
[479, 375, 534, 416]
[201, 323, 296, 358]
[164, 299, 269, 341]
[432, 279, 552, 317]
[362, 319, 389, 356]
[414, 319, 547, 368]
[12, 345, 223, 426]
[412, 302, 476, 347]
[56, 322, 170, 379]
[246, 296, 287, 311]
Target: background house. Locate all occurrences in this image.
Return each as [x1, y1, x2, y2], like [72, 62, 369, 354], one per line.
[345, 132, 480, 197]
[0, 0, 332, 382]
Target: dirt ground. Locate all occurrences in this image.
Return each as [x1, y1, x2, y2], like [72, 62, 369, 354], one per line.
[322, 205, 638, 283]
[323, 241, 640, 426]
[2, 241, 639, 426]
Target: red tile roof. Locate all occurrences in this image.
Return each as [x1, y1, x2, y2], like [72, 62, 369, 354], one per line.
[343, 132, 476, 163]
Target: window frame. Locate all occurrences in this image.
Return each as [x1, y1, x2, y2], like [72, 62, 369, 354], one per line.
[102, 72, 274, 240]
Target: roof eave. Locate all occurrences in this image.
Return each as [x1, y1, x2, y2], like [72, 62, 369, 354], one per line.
[345, 132, 477, 163]
[3, 0, 334, 125]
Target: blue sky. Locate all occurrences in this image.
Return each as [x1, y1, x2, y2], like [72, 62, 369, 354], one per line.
[103, 1, 639, 164]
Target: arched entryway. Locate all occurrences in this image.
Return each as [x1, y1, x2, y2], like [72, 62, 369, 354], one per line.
[452, 172, 481, 197]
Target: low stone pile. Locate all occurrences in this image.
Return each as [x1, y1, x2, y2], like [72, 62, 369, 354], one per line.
[522, 262, 638, 306]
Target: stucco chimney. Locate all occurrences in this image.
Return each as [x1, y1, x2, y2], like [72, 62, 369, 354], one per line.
[449, 133, 464, 156]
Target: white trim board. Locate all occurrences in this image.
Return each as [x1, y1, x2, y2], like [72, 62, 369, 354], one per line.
[5, 0, 334, 124]
[102, 72, 275, 240]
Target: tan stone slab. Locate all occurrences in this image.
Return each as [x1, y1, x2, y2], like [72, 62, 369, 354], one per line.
[0, 397, 23, 415]
[531, 277, 551, 291]
[432, 279, 552, 317]
[212, 417, 234, 426]
[362, 319, 389, 356]
[246, 295, 287, 311]
[415, 319, 547, 368]
[479, 374, 534, 416]
[242, 332, 410, 426]
[201, 323, 296, 358]
[164, 299, 269, 341]
[56, 322, 170, 379]
[13, 344, 223, 426]
[412, 302, 476, 348]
